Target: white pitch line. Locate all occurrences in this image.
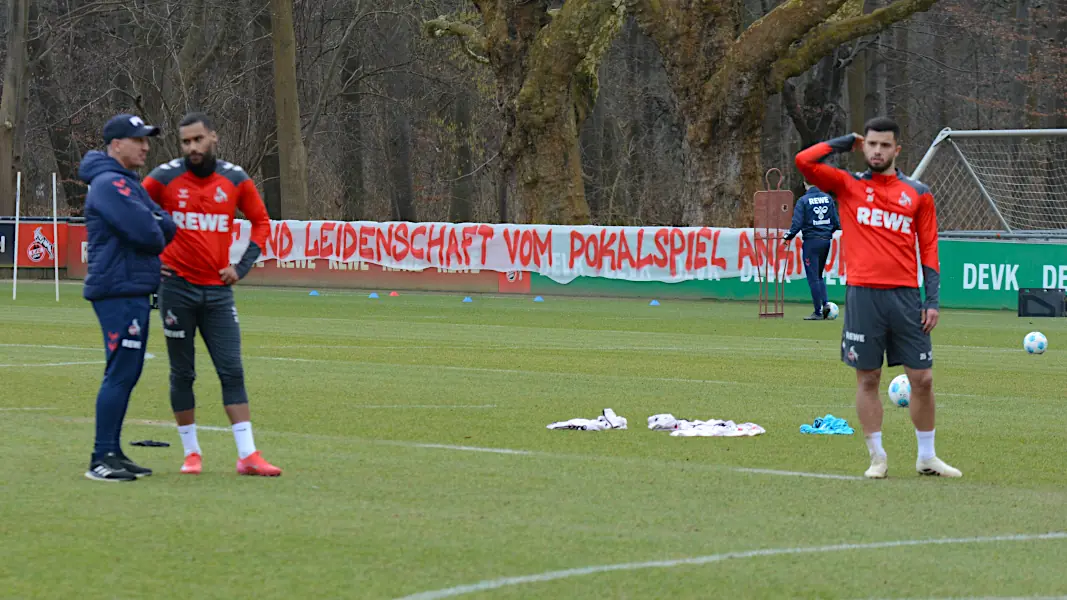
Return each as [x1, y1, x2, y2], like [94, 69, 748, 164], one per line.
[0, 407, 58, 412]
[98, 418, 860, 480]
[0, 353, 156, 369]
[0, 343, 99, 352]
[731, 467, 861, 481]
[394, 532, 1067, 600]
[354, 405, 498, 409]
[394, 442, 535, 456]
[0, 360, 104, 368]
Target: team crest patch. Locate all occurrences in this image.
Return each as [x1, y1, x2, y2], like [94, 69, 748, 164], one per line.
[164, 310, 178, 327]
[128, 319, 141, 338]
[899, 191, 913, 207]
[26, 227, 55, 262]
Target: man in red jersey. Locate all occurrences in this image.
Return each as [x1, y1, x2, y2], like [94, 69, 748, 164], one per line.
[143, 112, 281, 477]
[795, 116, 961, 480]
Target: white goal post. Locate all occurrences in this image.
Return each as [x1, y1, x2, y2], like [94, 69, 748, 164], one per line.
[910, 127, 1067, 240]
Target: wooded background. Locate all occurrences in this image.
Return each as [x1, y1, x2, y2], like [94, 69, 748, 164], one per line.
[0, 0, 1063, 226]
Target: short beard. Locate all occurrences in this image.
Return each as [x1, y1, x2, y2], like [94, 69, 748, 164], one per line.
[866, 159, 895, 174]
[184, 151, 217, 178]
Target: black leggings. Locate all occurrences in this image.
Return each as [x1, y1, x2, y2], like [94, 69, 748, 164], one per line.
[159, 275, 248, 412]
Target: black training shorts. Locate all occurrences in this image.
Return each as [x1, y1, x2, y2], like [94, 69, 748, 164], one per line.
[840, 285, 933, 371]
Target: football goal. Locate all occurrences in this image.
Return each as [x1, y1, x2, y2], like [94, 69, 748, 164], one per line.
[910, 128, 1067, 239]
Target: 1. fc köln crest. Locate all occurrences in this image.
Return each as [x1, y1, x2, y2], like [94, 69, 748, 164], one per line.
[26, 227, 55, 263]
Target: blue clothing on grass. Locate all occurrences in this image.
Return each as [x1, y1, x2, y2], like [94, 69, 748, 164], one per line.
[800, 414, 855, 435]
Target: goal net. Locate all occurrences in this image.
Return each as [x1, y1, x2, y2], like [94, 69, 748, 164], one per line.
[910, 128, 1067, 239]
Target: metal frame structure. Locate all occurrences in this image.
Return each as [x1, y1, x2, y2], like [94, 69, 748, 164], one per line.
[754, 169, 793, 318]
[911, 127, 1067, 240]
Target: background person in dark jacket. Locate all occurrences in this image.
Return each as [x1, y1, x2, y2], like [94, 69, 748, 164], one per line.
[78, 113, 176, 482]
[784, 183, 840, 320]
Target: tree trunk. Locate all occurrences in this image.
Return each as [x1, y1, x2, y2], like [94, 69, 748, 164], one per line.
[892, 25, 910, 158]
[448, 91, 474, 223]
[514, 108, 589, 224]
[690, 89, 766, 227]
[30, 26, 85, 212]
[270, 0, 309, 219]
[250, 7, 281, 220]
[0, 0, 29, 217]
[428, 0, 624, 224]
[846, 49, 868, 171]
[340, 48, 365, 222]
[260, 132, 283, 220]
[388, 112, 417, 222]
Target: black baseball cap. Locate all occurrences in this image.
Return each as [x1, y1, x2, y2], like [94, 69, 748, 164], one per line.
[103, 114, 160, 144]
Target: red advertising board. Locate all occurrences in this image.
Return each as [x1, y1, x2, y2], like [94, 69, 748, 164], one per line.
[15, 222, 68, 268]
[66, 223, 88, 278]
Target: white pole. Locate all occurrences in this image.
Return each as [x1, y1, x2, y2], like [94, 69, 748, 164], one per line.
[12, 171, 21, 300]
[52, 172, 59, 302]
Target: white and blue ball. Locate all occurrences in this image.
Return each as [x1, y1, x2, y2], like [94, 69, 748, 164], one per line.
[825, 302, 839, 320]
[1023, 331, 1047, 354]
[887, 373, 911, 407]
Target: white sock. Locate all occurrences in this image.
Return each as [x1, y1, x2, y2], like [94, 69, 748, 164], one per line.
[178, 424, 201, 457]
[232, 421, 256, 460]
[916, 429, 936, 461]
[866, 432, 886, 458]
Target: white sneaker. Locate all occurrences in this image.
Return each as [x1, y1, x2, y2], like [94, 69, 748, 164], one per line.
[865, 454, 888, 479]
[916, 456, 962, 478]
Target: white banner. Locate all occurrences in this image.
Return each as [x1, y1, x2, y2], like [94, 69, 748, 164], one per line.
[228, 220, 845, 284]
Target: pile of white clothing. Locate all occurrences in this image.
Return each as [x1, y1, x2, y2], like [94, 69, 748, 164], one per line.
[647, 413, 766, 437]
[547, 408, 628, 431]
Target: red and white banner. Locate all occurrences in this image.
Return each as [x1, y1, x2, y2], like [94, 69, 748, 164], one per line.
[228, 220, 846, 284]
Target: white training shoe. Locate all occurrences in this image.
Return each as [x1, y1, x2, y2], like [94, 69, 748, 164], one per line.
[865, 454, 888, 479]
[916, 456, 963, 478]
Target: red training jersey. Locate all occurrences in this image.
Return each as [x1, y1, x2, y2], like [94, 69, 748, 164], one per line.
[144, 158, 270, 286]
[795, 135, 939, 289]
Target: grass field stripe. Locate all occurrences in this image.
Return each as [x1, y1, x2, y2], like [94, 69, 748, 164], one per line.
[353, 405, 498, 409]
[0, 360, 104, 368]
[395, 532, 1067, 600]
[731, 467, 861, 481]
[253, 356, 743, 386]
[396, 442, 535, 455]
[90, 418, 860, 480]
[0, 343, 100, 351]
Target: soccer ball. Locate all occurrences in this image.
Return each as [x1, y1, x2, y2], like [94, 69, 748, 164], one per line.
[825, 302, 839, 320]
[887, 373, 911, 407]
[1023, 331, 1048, 354]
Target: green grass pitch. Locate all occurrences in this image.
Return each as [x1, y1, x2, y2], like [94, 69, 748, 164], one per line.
[1, 280, 1066, 599]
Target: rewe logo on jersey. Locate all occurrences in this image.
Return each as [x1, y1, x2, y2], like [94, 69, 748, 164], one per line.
[172, 211, 231, 232]
[855, 206, 912, 234]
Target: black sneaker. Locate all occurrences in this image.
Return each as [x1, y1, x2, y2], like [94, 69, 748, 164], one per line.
[85, 452, 138, 482]
[804, 312, 823, 320]
[116, 451, 153, 478]
[822, 303, 832, 319]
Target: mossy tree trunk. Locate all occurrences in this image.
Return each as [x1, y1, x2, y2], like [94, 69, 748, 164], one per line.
[628, 0, 938, 226]
[427, 1, 625, 224]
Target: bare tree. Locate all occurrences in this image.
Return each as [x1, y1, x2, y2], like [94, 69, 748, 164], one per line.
[0, 0, 29, 216]
[271, 0, 310, 219]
